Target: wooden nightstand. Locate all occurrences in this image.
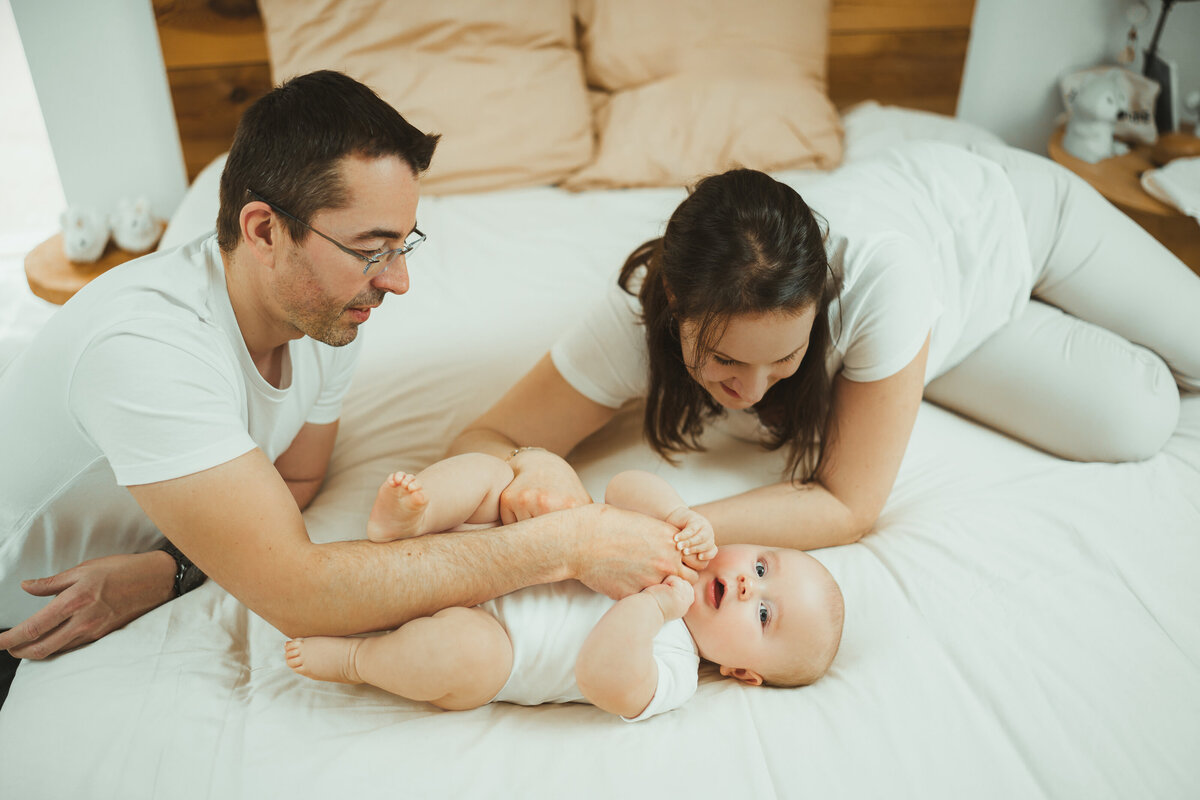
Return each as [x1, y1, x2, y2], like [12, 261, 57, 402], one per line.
[24, 225, 165, 305]
[1047, 126, 1199, 277]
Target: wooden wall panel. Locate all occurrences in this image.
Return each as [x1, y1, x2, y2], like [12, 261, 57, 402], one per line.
[155, 0, 270, 179]
[167, 64, 272, 179]
[828, 27, 972, 114]
[154, 0, 977, 179]
[830, 0, 975, 32]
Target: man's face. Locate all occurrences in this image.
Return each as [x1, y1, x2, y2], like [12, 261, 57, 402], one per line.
[274, 154, 420, 347]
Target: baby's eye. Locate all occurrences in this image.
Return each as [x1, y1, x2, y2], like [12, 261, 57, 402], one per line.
[759, 603, 769, 626]
[755, 560, 765, 578]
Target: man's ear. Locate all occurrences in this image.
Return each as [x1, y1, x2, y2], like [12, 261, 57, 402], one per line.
[241, 202, 277, 266]
[719, 665, 764, 686]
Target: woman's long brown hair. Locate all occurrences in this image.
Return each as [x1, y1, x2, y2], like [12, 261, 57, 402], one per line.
[618, 169, 841, 483]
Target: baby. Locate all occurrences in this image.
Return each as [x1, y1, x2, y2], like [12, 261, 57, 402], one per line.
[286, 454, 844, 721]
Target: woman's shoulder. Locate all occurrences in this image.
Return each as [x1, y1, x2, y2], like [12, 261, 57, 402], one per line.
[549, 272, 651, 408]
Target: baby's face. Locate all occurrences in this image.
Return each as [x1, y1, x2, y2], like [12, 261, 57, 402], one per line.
[682, 544, 838, 684]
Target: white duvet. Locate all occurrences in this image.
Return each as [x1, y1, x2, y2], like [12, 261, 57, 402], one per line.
[1, 105, 1197, 800]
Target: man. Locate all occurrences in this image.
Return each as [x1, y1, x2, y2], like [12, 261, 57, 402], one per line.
[0, 72, 688, 701]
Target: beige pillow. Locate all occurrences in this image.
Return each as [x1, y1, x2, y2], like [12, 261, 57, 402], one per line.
[258, 0, 593, 194]
[565, 0, 843, 189]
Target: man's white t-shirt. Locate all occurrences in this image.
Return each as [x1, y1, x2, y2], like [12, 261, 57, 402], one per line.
[0, 234, 361, 626]
[551, 142, 1035, 421]
[481, 580, 699, 722]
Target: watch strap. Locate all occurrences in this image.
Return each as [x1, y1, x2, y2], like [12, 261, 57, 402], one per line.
[152, 539, 207, 597]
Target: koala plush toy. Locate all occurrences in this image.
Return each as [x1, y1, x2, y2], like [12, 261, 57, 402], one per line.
[111, 196, 160, 254]
[60, 206, 111, 263]
[1062, 71, 1132, 163]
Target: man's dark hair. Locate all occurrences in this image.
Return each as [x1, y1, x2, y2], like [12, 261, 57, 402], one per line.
[216, 70, 439, 253]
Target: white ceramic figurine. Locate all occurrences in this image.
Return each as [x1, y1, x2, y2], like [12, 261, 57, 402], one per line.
[1062, 71, 1131, 163]
[111, 197, 160, 253]
[59, 206, 110, 263]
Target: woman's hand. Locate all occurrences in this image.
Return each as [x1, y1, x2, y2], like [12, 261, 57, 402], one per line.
[499, 448, 593, 523]
[0, 552, 176, 660]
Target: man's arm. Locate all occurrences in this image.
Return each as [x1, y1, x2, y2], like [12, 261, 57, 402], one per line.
[274, 421, 339, 510]
[128, 448, 690, 637]
[0, 422, 340, 660]
[0, 552, 176, 659]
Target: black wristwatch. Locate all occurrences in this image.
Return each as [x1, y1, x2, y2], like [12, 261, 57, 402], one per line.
[153, 539, 207, 597]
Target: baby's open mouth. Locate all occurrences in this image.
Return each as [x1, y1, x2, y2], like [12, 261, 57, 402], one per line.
[713, 578, 725, 609]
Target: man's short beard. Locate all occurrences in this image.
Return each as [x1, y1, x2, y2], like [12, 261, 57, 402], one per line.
[300, 311, 359, 347]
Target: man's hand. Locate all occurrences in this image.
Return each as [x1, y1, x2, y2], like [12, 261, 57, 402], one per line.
[571, 504, 697, 600]
[664, 506, 718, 569]
[499, 449, 592, 523]
[0, 552, 176, 660]
[641, 575, 695, 621]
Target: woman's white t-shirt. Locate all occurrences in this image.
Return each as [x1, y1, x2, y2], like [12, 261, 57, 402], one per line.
[551, 142, 1035, 409]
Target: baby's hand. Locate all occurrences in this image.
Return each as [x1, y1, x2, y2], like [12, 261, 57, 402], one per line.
[642, 575, 695, 621]
[664, 506, 717, 569]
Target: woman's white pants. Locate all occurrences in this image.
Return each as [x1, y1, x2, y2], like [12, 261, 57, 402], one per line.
[924, 145, 1200, 462]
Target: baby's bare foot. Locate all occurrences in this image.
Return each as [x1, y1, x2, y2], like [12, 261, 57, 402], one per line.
[285, 637, 363, 684]
[366, 472, 430, 542]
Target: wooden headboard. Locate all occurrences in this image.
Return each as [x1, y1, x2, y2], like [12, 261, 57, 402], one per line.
[153, 0, 977, 180]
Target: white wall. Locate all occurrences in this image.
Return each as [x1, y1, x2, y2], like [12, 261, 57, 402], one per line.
[958, 0, 1200, 154]
[1159, 1, 1200, 120]
[10, 0, 186, 220]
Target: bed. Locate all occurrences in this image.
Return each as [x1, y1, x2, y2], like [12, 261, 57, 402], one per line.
[3, 1, 1200, 798]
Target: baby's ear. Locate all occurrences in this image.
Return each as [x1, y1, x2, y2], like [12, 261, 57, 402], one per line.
[719, 665, 764, 686]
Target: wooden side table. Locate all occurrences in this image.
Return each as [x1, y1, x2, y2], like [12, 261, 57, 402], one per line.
[25, 224, 165, 305]
[1047, 127, 1199, 277]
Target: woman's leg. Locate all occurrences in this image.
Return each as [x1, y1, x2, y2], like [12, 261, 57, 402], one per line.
[980, 142, 1200, 391]
[285, 606, 514, 711]
[368, 453, 514, 541]
[924, 300, 1179, 461]
[929, 145, 1200, 461]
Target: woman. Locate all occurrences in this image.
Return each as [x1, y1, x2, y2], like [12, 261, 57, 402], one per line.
[449, 141, 1200, 549]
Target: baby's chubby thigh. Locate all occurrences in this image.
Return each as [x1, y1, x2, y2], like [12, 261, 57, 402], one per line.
[405, 606, 514, 711]
[347, 606, 514, 710]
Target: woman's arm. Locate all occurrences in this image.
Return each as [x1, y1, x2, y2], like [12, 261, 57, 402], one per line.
[696, 336, 930, 549]
[448, 353, 619, 520]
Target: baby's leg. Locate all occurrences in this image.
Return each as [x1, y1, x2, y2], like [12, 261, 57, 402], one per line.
[285, 606, 513, 711]
[367, 453, 514, 541]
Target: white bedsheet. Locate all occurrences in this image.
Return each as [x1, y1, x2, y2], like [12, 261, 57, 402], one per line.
[2, 106, 1198, 799]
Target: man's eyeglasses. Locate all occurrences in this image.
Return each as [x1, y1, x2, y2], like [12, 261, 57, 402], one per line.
[248, 190, 425, 277]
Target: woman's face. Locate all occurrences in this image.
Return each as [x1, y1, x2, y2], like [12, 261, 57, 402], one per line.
[679, 306, 818, 410]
